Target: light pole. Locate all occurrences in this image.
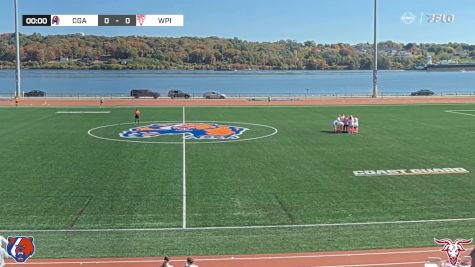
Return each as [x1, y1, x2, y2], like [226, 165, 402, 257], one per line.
[372, 0, 378, 98]
[14, 0, 21, 97]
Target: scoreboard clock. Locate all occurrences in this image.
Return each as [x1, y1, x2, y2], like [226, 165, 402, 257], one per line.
[22, 15, 51, 26]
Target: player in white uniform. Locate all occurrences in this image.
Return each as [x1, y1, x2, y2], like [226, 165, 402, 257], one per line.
[0, 235, 10, 267]
[184, 257, 199, 267]
[353, 116, 359, 133]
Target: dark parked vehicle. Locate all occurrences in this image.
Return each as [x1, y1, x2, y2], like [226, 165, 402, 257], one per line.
[24, 90, 46, 97]
[410, 89, 435, 96]
[168, 90, 190, 99]
[203, 91, 226, 99]
[130, 89, 159, 99]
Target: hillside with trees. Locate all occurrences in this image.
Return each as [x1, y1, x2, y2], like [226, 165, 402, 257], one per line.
[1, 33, 475, 70]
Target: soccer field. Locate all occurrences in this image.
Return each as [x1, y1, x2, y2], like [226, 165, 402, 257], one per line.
[1, 104, 474, 258]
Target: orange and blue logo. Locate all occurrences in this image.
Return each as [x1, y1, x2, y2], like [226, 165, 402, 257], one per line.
[120, 123, 248, 140]
[7, 236, 35, 263]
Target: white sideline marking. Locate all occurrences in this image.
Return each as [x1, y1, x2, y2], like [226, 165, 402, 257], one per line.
[445, 110, 475, 117]
[3, 217, 475, 233]
[182, 106, 187, 229]
[12, 249, 441, 265]
[56, 111, 111, 114]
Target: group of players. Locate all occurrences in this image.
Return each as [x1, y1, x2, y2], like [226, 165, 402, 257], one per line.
[332, 114, 359, 134]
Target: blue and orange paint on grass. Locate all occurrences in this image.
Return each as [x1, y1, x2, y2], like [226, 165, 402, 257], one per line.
[120, 123, 248, 140]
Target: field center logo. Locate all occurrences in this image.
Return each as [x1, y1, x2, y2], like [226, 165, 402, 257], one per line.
[120, 123, 248, 140]
[7, 236, 35, 263]
[434, 238, 472, 266]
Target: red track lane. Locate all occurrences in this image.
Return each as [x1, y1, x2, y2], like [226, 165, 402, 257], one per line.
[6, 247, 473, 267]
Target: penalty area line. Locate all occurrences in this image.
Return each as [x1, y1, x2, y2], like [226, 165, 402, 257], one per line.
[444, 110, 475, 117]
[3, 217, 475, 233]
[56, 111, 111, 114]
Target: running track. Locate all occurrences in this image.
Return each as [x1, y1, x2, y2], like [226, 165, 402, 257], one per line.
[5, 247, 474, 266]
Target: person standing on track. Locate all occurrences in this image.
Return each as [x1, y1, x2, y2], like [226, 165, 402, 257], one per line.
[160, 256, 174, 267]
[184, 257, 199, 267]
[470, 247, 475, 267]
[99, 97, 104, 108]
[14, 96, 19, 107]
[134, 108, 141, 124]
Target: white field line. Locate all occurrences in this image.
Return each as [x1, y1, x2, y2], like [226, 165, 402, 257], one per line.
[56, 111, 111, 114]
[12, 249, 442, 265]
[182, 106, 187, 229]
[3, 217, 475, 233]
[445, 110, 475, 117]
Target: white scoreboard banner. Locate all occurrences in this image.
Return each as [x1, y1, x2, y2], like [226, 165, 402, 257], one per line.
[47, 15, 184, 27]
[50, 15, 98, 26]
[136, 15, 184, 26]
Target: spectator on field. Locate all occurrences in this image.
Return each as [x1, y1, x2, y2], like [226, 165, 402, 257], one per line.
[184, 257, 199, 267]
[160, 256, 174, 267]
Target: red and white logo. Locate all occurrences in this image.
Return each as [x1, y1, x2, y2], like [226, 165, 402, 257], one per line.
[136, 14, 146, 26]
[435, 238, 472, 266]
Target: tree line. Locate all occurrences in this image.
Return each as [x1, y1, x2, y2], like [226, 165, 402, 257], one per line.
[1, 33, 474, 70]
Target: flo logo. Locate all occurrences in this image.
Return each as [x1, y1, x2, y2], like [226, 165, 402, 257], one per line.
[434, 238, 472, 266]
[120, 123, 248, 140]
[7, 236, 35, 263]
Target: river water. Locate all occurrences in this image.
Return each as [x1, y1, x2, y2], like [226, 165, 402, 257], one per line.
[0, 69, 474, 97]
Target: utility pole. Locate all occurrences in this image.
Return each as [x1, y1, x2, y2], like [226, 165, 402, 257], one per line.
[14, 0, 21, 97]
[372, 0, 378, 98]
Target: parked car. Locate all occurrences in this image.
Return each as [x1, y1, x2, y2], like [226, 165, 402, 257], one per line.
[203, 91, 226, 99]
[410, 89, 435, 96]
[24, 90, 46, 97]
[130, 89, 159, 99]
[168, 90, 190, 99]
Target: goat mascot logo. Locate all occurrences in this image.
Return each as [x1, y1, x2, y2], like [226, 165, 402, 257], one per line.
[434, 238, 472, 266]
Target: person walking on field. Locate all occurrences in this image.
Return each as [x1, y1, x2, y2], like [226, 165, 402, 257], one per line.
[184, 257, 199, 267]
[134, 108, 141, 124]
[160, 256, 174, 267]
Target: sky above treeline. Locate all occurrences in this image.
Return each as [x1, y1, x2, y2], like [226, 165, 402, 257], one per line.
[1, 0, 475, 44]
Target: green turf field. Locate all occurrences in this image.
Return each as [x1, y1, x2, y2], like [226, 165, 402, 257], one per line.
[0, 104, 474, 258]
